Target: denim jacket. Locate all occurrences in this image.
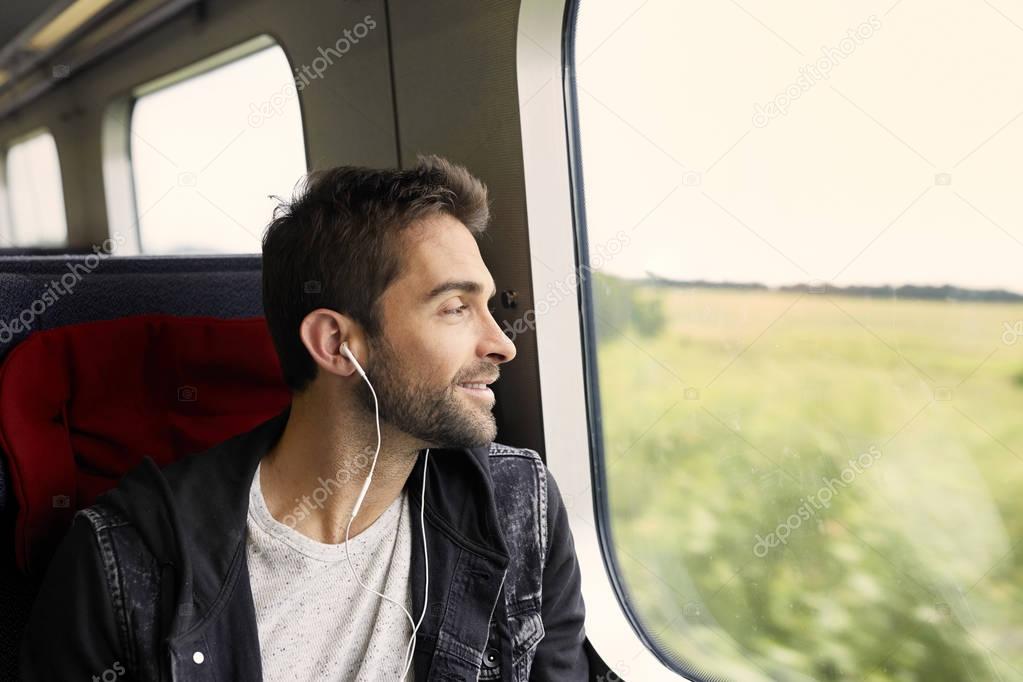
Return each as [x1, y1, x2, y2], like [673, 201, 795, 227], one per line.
[20, 406, 589, 681]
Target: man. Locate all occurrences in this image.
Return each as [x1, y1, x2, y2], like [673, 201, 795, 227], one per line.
[20, 155, 589, 680]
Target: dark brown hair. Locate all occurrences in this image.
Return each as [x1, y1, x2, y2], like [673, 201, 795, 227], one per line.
[262, 154, 490, 392]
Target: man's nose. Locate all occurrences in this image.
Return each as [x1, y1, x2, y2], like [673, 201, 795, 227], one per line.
[483, 313, 516, 364]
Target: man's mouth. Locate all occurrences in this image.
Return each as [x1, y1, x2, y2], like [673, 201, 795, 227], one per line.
[456, 382, 495, 400]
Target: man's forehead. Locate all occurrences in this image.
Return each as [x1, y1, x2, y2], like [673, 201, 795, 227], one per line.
[397, 217, 494, 300]
[405, 216, 480, 258]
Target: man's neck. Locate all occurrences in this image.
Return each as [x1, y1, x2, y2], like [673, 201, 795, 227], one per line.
[258, 392, 423, 545]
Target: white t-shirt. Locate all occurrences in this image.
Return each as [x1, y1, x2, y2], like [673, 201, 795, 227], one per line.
[246, 460, 414, 681]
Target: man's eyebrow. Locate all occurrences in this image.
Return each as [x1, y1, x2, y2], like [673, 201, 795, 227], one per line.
[423, 279, 498, 303]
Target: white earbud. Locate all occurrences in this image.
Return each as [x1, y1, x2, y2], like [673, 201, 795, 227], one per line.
[341, 341, 367, 379]
[340, 340, 429, 681]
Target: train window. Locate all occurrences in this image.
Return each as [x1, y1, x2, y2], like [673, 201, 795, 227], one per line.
[128, 37, 306, 254]
[570, 2, 1022, 680]
[3, 130, 68, 246]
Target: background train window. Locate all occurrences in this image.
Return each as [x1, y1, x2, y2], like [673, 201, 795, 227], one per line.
[570, 1, 1022, 680]
[3, 130, 68, 246]
[128, 37, 306, 254]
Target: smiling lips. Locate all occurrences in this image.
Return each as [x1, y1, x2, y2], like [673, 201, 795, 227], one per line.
[457, 381, 495, 401]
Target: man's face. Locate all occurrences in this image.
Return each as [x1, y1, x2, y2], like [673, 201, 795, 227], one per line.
[353, 213, 517, 448]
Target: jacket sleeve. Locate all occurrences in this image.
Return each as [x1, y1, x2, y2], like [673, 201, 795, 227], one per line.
[532, 469, 590, 681]
[20, 510, 134, 681]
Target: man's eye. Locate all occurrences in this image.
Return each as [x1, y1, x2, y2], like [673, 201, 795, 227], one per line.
[443, 303, 497, 317]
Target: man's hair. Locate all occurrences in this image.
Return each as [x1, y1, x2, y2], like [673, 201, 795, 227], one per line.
[262, 154, 490, 392]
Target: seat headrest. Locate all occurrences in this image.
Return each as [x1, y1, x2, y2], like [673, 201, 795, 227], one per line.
[0, 314, 290, 574]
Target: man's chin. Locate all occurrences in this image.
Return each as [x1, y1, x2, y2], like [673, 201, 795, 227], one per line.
[405, 394, 496, 449]
[464, 431, 495, 449]
[428, 422, 495, 450]
[431, 433, 493, 450]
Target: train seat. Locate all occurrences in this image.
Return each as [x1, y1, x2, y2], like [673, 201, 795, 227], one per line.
[0, 254, 285, 680]
[0, 254, 266, 361]
[0, 313, 290, 574]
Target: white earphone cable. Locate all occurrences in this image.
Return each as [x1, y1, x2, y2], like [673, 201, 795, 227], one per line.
[343, 344, 429, 681]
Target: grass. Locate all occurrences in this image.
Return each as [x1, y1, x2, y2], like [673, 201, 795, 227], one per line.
[595, 287, 1023, 682]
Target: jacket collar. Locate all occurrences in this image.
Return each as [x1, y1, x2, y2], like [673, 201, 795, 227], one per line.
[101, 403, 511, 642]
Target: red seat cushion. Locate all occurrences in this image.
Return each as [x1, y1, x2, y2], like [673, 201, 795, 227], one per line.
[0, 314, 290, 574]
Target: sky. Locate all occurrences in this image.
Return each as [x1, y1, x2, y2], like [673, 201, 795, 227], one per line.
[574, 0, 1023, 294]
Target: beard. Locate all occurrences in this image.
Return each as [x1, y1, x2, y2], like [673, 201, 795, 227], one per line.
[352, 332, 497, 448]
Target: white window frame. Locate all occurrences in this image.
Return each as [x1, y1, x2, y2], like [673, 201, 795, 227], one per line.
[517, 1, 692, 679]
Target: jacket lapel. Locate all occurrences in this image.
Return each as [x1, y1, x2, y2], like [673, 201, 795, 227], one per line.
[405, 446, 511, 679]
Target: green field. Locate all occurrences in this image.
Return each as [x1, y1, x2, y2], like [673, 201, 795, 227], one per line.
[594, 283, 1023, 681]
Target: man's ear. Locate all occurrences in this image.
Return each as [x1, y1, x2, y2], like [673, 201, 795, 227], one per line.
[298, 308, 363, 378]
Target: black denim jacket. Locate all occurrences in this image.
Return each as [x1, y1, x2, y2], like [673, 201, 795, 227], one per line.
[20, 407, 589, 681]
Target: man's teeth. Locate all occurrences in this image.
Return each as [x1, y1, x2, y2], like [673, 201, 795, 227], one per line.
[460, 383, 486, 389]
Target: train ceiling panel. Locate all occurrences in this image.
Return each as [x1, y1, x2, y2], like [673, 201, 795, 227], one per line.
[0, 0, 201, 118]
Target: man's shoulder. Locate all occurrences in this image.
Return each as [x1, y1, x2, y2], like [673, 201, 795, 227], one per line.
[485, 442, 549, 491]
[483, 443, 552, 582]
[485, 442, 553, 497]
[487, 442, 544, 464]
[485, 442, 551, 540]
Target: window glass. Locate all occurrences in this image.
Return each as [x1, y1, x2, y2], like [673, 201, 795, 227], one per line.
[130, 43, 306, 254]
[5, 130, 68, 245]
[572, 2, 1023, 680]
